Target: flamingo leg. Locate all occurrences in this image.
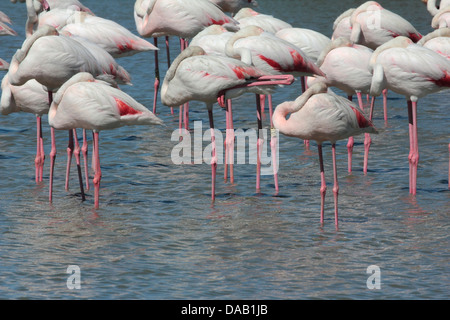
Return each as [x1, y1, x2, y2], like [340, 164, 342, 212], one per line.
[346, 95, 354, 173]
[228, 99, 234, 184]
[35, 116, 41, 184]
[65, 129, 74, 191]
[208, 105, 217, 202]
[363, 96, 375, 174]
[82, 129, 89, 191]
[318, 144, 326, 225]
[39, 120, 45, 182]
[267, 94, 279, 193]
[382, 89, 388, 125]
[411, 100, 419, 195]
[73, 129, 86, 201]
[48, 91, 56, 204]
[301, 77, 310, 149]
[332, 143, 339, 228]
[93, 131, 101, 209]
[165, 36, 174, 115]
[49, 127, 56, 204]
[153, 37, 160, 115]
[448, 143, 450, 190]
[256, 94, 263, 192]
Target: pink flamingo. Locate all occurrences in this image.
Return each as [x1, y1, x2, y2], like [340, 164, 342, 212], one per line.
[7, 25, 132, 202]
[275, 28, 331, 65]
[0, 21, 17, 36]
[370, 36, 450, 194]
[312, 37, 375, 175]
[233, 8, 292, 33]
[1, 75, 49, 184]
[273, 82, 378, 228]
[59, 11, 159, 58]
[331, 8, 355, 41]
[134, 0, 239, 115]
[349, 1, 422, 50]
[161, 45, 294, 202]
[208, 0, 258, 15]
[225, 25, 325, 191]
[427, 0, 450, 16]
[48, 72, 163, 209]
[419, 28, 450, 59]
[432, 5, 450, 29]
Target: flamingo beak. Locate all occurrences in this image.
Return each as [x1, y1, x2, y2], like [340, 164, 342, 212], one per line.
[42, 0, 50, 11]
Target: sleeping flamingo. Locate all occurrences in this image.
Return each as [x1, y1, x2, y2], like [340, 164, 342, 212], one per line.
[161, 45, 294, 201]
[370, 36, 450, 195]
[7, 25, 133, 202]
[349, 1, 422, 49]
[1, 75, 49, 184]
[311, 37, 375, 175]
[48, 72, 163, 209]
[134, 0, 239, 115]
[233, 8, 292, 33]
[225, 25, 326, 189]
[427, 0, 450, 16]
[273, 82, 378, 228]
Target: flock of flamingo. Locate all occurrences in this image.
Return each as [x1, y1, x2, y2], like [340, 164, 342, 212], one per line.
[0, 0, 449, 227]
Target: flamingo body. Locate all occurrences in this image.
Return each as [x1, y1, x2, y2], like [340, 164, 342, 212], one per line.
[233, 8, 292, 33]
[275, 28, 331, 63]
[134, 0, 238, 39]
[60, 11, 158, 58]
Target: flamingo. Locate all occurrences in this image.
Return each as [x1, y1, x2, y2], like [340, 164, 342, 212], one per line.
[369, 36, 450, 195]
[208, 0, 258, 15]
[233, 8, 292, 34]
[225, 25, 326, 190]
[7, 25, 133, 202]
[48, 72, 163, 209]
[1, 75, 49, 183]
[134, 0, 239, 115]
[273, 82, 378, 228]
[427, 0, 450, 16]
[59, 11, 159, 58]
[432, 6, 450, 29]
[418, 28, 450, 59]
[275, 28, 331, 65]
[331, 8, 355, 41]
[312, 37, 375, 175]
[349, 1, 422, 50]
[160, 45, 294, 201]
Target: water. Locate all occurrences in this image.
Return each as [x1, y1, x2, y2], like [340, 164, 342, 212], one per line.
[0, 0, 448, 300]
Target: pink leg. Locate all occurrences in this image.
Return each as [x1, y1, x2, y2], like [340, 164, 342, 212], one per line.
[383, 89, 388, 124]
[407, 100, 414, 194]
[39, 124, 45, 182]
[73, 129, 86, 201]
[302, 85, 310, 149]
[347, 95, 354, 173]
[256, 95, 263, 192]
[93, 131, 101, 209]
[153, 37, 160, 114]
[332, 143, 339, 229]
[35, 116, 41, 184]
[82, 129, 89, 191]
[448, 143, 450, 190]
[166, 36, 174, 116]
[411, 100, 419, 195]
[228, 100, 235, 184]
[49, 127, 56, 204]
[267, 94, 279, 193]
[65, 129, 74, 191]
[208, 107, 217, 202]
[318, 144, 326, 225]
